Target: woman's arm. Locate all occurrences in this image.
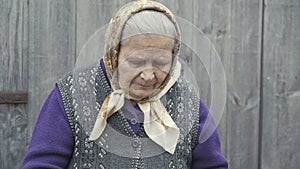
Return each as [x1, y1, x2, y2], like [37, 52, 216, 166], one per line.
[191, 100, 228, 169]
[22, 86, 74, 169]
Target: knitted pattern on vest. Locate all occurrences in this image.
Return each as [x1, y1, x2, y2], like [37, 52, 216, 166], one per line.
[57, 65, 200, 169]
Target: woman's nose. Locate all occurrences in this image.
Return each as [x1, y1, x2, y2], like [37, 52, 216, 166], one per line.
[140, 68, 155, 81]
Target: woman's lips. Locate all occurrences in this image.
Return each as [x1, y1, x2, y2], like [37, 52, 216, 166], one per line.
[132, 83, 154, 90]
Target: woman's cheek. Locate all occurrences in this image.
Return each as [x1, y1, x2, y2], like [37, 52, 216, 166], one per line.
[118, 66, 140, 89]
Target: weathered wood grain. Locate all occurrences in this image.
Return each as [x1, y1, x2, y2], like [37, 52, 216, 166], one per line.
[0, 0, 28, 168]
[27, 0, 76, 135]
[191, 0, 229, 151]
[76, 0, 131, 57]
[0, 105, 28, 169]
[224, 1, 262, 168]
[262, 0, 300, 168]
[193, 0, 263, 168]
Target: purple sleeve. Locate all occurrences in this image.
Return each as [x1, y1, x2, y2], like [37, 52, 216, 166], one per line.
[22, 86, 74, 169]
[191, 100, 228, 169]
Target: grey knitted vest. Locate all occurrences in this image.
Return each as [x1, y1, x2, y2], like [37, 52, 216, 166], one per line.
[57, 65, 200, 169]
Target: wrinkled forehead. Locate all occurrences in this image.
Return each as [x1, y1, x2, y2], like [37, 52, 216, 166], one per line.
[118, 34, 175, 64]
[120, 34, 175, 51]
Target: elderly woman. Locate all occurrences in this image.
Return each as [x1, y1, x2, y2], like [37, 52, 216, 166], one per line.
[23, 0, 228, 168]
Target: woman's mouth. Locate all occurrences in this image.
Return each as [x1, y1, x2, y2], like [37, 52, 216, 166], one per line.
[132, 83, 155, 90]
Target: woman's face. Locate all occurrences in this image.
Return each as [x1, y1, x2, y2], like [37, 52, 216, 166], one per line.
[117, 34, 175, 100]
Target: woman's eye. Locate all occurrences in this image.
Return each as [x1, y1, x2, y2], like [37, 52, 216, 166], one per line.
[154, 60, 169, 67]
[128, 60, 145, 67]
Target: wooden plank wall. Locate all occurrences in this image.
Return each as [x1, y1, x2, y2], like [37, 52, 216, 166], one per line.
[0, 0, 28, 168]
[262, 0, 300, 168]
[0, 0, 299, 168]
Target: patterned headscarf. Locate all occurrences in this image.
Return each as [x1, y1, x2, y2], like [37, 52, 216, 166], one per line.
[90, 0, 182, 154]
